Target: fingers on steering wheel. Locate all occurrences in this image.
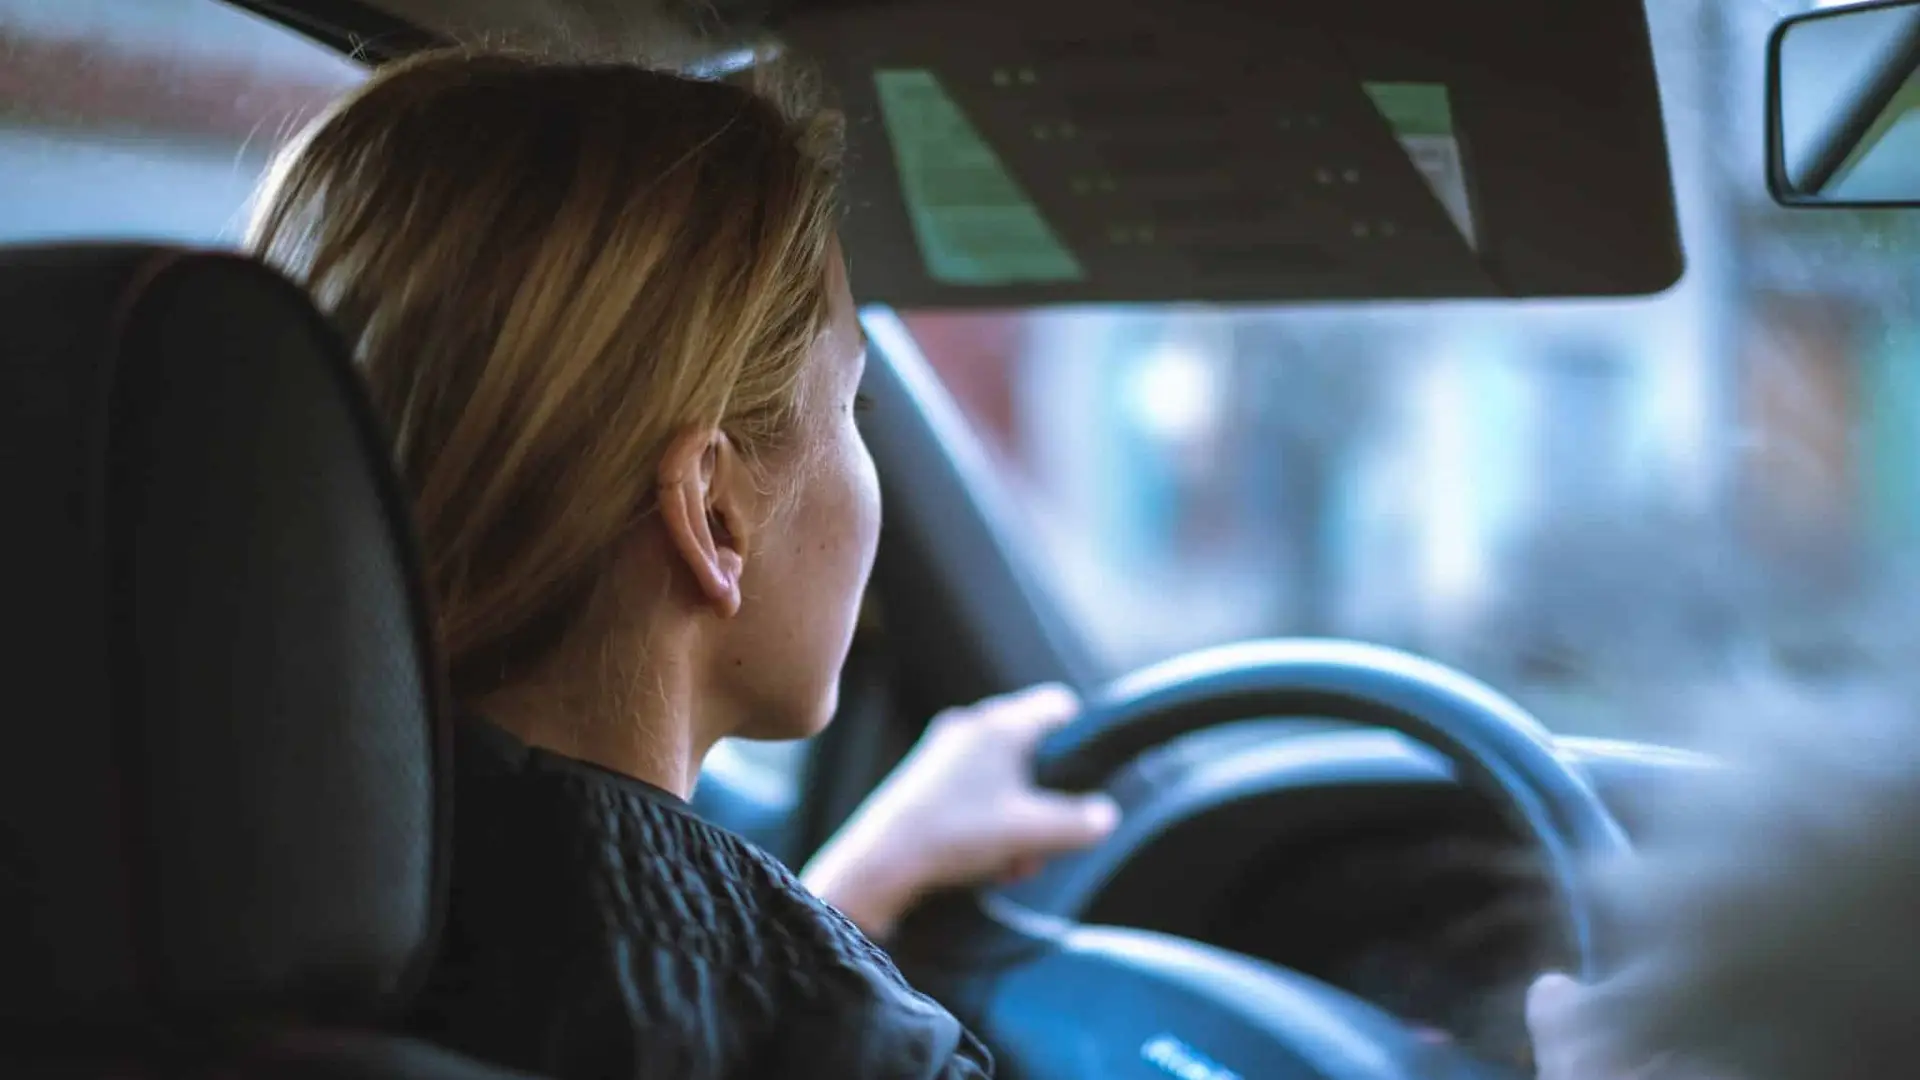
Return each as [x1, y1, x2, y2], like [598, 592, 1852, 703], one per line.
[1001, 855, 1044, 883]
[1007, 683, 1080, 732]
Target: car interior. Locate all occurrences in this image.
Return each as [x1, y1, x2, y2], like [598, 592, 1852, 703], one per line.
[3, 0, 1918, 1077]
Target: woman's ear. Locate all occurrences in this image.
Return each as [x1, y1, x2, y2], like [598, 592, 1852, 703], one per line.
[657, 426, 749, 618]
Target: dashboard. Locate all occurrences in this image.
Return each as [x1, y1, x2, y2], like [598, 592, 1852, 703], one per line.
[1000, 719, 1713, 1070]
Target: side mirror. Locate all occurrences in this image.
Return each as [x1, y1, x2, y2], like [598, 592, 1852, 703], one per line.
[1767, 0, 1920, 206]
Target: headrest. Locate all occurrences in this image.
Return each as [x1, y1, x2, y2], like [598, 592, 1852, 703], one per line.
[0, 245, 447, 1037]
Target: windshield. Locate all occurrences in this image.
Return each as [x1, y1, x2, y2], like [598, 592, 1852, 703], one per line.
[900, 0, 1920, 742]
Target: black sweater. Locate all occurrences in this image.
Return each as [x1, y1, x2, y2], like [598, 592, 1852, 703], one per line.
[408, 718, 994, 1079]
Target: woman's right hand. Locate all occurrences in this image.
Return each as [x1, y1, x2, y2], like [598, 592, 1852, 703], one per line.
[800, 684, 1120, 941]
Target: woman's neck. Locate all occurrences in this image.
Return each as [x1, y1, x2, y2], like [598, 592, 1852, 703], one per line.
[479, 643, 718, 798]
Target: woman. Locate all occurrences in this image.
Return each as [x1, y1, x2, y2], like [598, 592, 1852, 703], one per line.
[249, 50, 1116, 1078]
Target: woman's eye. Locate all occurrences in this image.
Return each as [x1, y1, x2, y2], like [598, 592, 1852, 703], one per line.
[853, 393, 875, 414]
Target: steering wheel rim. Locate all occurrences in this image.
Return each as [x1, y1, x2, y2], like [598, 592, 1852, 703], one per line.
[1034, 638, 1630, 973]
[893, 639, 1633, 1079]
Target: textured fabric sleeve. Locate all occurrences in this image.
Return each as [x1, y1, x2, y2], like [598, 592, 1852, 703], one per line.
[417, 721, 996, 1080]
[751, 965, 995, 1080]
[530, 927, 993, 1080]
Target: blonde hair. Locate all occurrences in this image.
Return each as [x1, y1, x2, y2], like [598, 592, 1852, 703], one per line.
[249, 49, 845, 698]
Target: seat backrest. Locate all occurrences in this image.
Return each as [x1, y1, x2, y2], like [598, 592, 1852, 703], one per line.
[0, 243, 522, 1077]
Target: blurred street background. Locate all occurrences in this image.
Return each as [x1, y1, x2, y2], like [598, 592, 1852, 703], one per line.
[8, 0, 1919, 748]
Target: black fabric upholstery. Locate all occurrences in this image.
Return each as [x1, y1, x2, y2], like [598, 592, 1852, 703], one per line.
[0, 244, 450, 1043]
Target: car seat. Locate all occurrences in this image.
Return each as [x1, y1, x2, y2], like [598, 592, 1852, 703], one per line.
[0, 243, 534, 1079]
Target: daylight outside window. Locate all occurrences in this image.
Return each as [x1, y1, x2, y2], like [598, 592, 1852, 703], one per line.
[0, 0, 361, 245]
[6, 0, 1920, 756]
[899, 0, 1920, 743]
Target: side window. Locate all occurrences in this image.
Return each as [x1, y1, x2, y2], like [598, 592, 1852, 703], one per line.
[0, 0, 364, 246]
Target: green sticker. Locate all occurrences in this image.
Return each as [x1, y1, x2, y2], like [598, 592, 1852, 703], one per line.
[1362, 81, 1477, 249]
[873, 69, 1084, 286]
[1363, 82, 1458, 139]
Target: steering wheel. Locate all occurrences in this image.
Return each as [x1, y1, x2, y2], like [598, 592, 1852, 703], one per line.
[890, 639, 1632, 1080]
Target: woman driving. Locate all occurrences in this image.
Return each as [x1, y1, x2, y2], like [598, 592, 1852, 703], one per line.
[249, 49, 1116, 1079]
[247, 42, 1772, 1080]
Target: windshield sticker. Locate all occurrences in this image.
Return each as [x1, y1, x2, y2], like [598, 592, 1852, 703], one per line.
[873, 68, 1085, 286]
[1363, 81, 1479, 250]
